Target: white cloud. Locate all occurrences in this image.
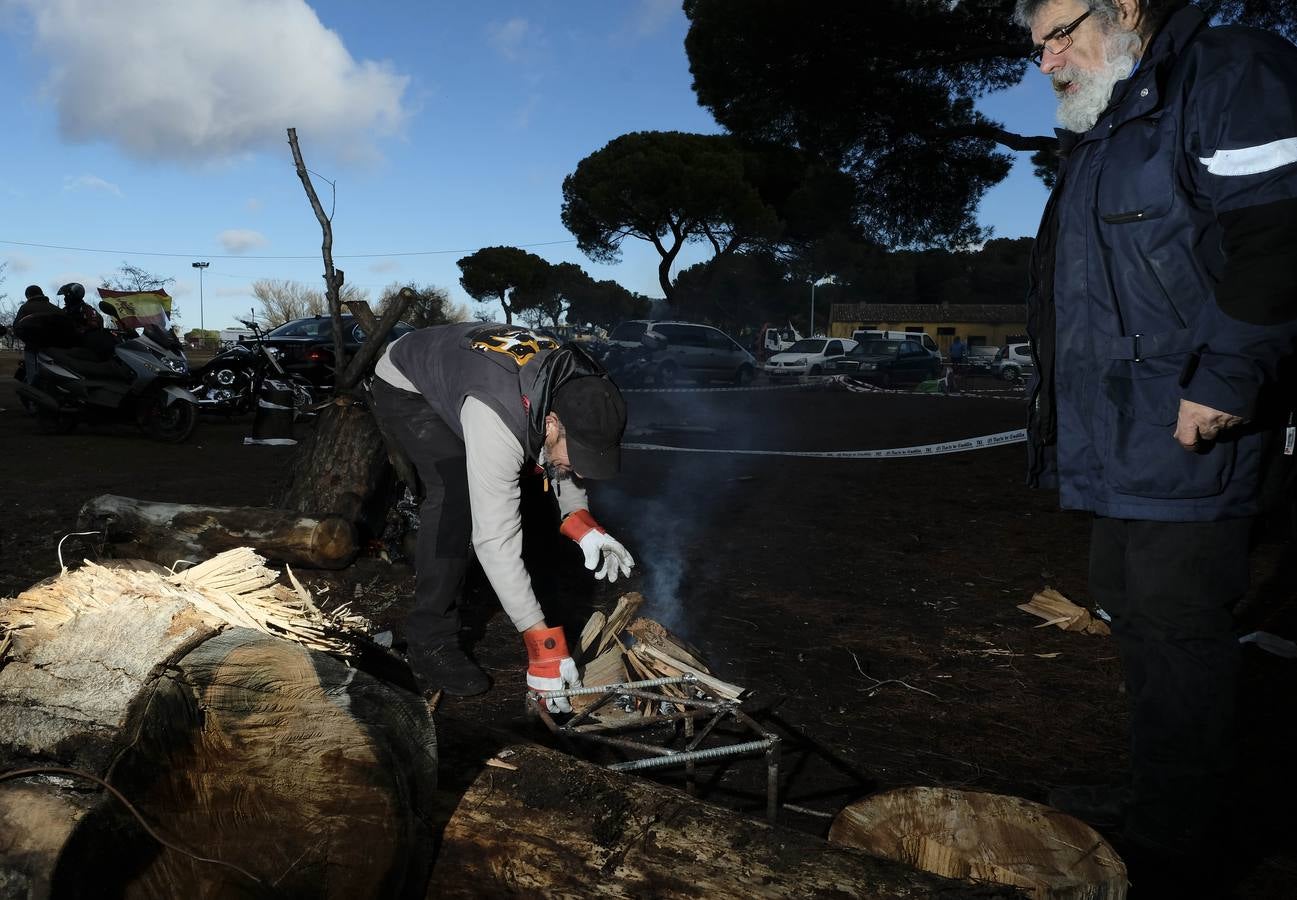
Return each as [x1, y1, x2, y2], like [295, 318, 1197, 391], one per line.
[217, 229, 269, 254]
[631, 0, 679, 38]
[63, 174, 123, 196]
[487, 17, 535, 61]
[368, 259, 400, 274]
[4, 253, 35, 274]
[12, 0, 410, 163]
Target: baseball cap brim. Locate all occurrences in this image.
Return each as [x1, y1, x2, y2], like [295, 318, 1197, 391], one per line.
[567, 434, 621, 480]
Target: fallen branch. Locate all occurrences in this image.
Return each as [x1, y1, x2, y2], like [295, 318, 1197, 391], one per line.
[848, 650, 941, 701]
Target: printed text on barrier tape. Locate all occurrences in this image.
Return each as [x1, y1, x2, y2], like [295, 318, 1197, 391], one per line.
[623, 429, 1027, 459]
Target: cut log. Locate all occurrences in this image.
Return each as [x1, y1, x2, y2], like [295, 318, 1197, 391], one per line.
[829, 787, 1126, 899]
[0, 555, 437, 899]
[78, 493, 358, 570]
[432, 742, 1011, 899]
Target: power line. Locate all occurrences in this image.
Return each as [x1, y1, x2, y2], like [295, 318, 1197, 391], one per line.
[0, 237, 578, 260]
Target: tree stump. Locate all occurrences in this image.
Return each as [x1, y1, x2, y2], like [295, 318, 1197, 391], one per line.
[433, 742, 1016, 898]
[828, 787, 1127, 899]
[0, 556, 437, 899]
[78, 494, 358, 570]
[277, 395, 392, 527]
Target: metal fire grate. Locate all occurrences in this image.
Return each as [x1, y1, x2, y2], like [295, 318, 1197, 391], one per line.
[530, 674, 782, 822]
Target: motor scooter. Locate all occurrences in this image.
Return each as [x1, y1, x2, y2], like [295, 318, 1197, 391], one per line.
[14, 301, 200, 442]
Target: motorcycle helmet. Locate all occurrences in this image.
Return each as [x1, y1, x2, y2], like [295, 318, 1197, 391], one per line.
[57, 282, 86, 306]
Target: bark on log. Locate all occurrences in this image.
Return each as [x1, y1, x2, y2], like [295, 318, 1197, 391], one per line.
[78, 493, 358, 570]
[829, 788, 1127, 899]
[1, 571, 438, 899]
[276, 394, 391, 527]
[433, 742, 1018, 899]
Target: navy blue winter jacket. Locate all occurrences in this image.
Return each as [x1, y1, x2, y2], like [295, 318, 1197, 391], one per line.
[1026, 5, 1297, 522]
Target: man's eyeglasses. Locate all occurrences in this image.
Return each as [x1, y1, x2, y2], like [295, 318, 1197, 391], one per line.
[1028, 9, 1093, 66]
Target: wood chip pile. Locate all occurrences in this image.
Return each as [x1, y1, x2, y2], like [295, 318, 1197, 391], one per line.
[1019, 587, 1111, 636]
[0, 548, 370, 662]
[574, 592, 744, 716]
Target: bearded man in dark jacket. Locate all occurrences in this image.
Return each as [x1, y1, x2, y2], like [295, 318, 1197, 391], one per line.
[1016, 0, 1297, 884]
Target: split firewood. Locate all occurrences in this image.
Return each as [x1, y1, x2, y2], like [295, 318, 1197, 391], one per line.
[578, 609, 606, 660]
[572, 646, 628, 712]
[633, 644, 744, 700]
[627, 617, 711, 673]
[1018, 587, 1110, 636]
[595, 592, 644, 654]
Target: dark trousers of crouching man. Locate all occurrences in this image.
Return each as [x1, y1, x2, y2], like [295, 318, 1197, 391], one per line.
[370, 378, 472, 657]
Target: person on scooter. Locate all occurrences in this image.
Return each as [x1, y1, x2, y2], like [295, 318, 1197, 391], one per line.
[370, 322, 635, 707]
[13, 286, 77, 384]
[57, 283, 116, 360]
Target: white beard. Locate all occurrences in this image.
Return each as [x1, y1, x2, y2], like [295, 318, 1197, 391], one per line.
[1052, 29, 1142, 133]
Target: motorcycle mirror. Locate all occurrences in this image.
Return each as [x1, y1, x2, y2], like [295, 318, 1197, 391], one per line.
[238, 319, 256, 329]
[99, 300, 119, 318]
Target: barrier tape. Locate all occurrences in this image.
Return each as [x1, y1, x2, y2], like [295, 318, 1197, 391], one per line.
[624, 428, 1027, 460]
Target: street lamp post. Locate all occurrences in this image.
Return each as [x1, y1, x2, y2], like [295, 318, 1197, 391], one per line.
[809, 275, 835, 338]
[191, 261, 209, 341]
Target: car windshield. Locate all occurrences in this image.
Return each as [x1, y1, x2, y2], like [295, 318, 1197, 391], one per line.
[610, 322, 647, 342]
[786, 339, 826, 353]
[863, 340, 902, 355]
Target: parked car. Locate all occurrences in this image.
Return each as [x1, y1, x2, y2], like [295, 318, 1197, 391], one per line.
[850, 329, 941, 357]
[994, 342, 1035, 382]
[763, 337, 857, 378]
[826, 338, 942, 387]
[962, 344, 1000, 373]
[606, 320, 756, 386]
[259, 315, 416, 387]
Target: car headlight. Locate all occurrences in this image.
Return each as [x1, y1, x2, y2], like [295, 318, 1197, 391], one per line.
[793, 357, 807, 366]
[860, 362, 877, 370]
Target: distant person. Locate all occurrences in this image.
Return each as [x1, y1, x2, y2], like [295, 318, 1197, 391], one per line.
[370, 322, 635, 706]
[949, 335, 966, 365]
[12, 285, 75, 384]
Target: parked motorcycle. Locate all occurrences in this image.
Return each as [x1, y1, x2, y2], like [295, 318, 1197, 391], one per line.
[14, 302, 199, 442]
[189, 319, 314, 417]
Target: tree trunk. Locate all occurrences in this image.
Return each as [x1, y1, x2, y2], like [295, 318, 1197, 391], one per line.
[0, 566, 437, 899]
[433, 742, 1010, 899]
[829, 787, 1127, 899]
[79, 494, 358, 570]
[277, 395, 391, 527]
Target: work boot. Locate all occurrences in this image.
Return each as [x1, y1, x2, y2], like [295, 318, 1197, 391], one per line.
[1046, 783, 1133, 831]
[406, 642, 490, 697]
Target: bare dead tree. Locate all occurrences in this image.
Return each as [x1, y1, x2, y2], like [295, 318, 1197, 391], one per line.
[287, 128, 348, 378]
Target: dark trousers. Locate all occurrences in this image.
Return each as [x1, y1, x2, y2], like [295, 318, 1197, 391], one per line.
[370, 379, 471, 648]
[1088, 515, 1252, 854]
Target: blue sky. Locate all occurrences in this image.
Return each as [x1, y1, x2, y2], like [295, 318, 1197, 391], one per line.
[0, 0, 1057, 332]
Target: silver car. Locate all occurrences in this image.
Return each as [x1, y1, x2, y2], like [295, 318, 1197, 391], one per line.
[608, 320, 757, 387]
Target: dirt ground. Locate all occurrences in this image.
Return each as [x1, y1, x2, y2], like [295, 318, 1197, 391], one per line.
[2, 350, 1295, 896]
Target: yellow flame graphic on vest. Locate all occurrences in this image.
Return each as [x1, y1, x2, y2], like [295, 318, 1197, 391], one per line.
[470, 327, 559, 366]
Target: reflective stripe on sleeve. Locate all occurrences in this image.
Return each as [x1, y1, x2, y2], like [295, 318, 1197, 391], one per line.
[1199, 137, 1297, 176]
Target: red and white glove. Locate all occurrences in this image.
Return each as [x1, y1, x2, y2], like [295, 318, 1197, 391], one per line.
[524, 626, 582, 713]
[560, 510, 635, 583]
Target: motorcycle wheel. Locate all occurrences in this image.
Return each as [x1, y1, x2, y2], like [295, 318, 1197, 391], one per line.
[145, 397, 198, 443]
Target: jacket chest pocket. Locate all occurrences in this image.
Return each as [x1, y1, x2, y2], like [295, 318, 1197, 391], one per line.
[1095, 117, 1176, 225]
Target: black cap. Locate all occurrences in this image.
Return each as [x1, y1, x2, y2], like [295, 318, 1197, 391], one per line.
[551, 376, 627, 480]
[24, 285, 46, 300]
